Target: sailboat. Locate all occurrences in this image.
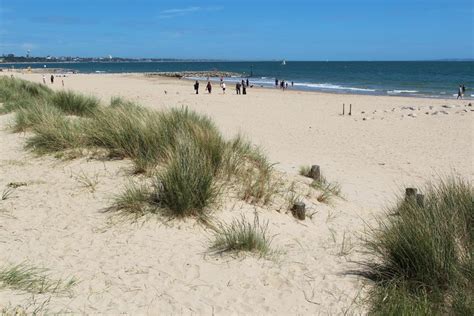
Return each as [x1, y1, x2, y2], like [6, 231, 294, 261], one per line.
[281, 60, 286, 65]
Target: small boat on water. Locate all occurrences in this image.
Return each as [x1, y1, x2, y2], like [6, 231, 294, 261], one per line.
[281, 60, 286, 65]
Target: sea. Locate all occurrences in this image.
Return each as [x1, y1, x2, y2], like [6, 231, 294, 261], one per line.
[2, 61, 473, 99]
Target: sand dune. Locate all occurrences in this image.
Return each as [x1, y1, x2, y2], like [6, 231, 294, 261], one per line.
[0, 73, 472, 314]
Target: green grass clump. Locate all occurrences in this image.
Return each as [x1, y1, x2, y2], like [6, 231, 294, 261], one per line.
[155, 135, 219, 217]
[0, 263, 76, 295]
[50, 90, 99, 116]
[13, 101, 63, 132]
[110, 96, 139, 108]
[25, 113, 84, 153]
[0, 76, 53, 114]
[1, 77, 279, 219]
[209, 215, 273, 256]
[360, 177, 473, 315]
[111, 181, 156, 216]
[83, 105, 160, 171]
[84, 106, 226, 174]
[157, 108, 225, 171]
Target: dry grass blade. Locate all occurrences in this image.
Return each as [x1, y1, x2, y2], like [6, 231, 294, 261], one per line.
[73, 170, 99, 193]
[1, 187, 14, 200]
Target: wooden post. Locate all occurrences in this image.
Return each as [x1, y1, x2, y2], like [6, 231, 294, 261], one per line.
[349, 104, 352, 116]
[292, 202, 306, 220]
[309, 165, 321, 182]
[416, 193, 424, 207]
[405, 188, 417, 202]
[342, 103, 345, 115]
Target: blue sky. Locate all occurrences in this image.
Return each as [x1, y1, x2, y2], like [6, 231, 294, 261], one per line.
[1, 0, 472, 60]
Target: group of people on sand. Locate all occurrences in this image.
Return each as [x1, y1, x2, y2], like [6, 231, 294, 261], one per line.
[42, 74, 65, 87]
[275, 78, 294, 91]
[193, 77, 251, 95]
[457, 84, 466, 99]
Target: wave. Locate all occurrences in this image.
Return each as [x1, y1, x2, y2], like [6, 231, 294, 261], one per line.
[387, 90, 419, 94]
[295, 82, 376, 92]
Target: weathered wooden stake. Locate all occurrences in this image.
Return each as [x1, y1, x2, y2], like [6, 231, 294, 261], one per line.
[349, 104, 352, 116]
[416, 193, 425, 207]
[309, 165, 321, 182]
[342, 103, 345, 115]
[292, 202, 306, 220]
[405, 188, 417, 202]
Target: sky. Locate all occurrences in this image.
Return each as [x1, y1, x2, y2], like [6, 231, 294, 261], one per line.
[0, 0, 473, 60]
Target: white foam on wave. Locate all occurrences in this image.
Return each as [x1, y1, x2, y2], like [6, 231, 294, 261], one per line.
[387, 90, 419, 94]
[295, 82, 376, 92]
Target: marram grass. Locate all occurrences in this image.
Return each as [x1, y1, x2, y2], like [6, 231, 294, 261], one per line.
[360, 177, 473, 315]
[0, 263, 76, 295]
[209, 215, 273, 256]
[3, 77, 279, 218]
[50, 90, 99, 116]
[154, 135, 219, 217]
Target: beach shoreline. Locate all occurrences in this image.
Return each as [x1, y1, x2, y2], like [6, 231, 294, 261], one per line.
[2, 60, 472, 100]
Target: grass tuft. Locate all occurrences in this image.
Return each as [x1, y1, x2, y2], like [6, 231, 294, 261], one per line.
[209, 215, 273, 256]
[13, 101, 63, 133]
[110, 96, 139, 108]
[25, 113, 84, 153]
[310, 174, 342, 203]
[50, 90, 99, 116]
[0, 263, 76, 295]
[359, 177, 473, 314]
[111, 181, 156, 216]
[73, 170, 99, 193]
[0, 76, 53, 114]
[154, 135, 219, 217]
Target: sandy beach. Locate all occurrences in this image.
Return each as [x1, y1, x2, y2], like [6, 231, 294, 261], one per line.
[1, 72, 473, 314]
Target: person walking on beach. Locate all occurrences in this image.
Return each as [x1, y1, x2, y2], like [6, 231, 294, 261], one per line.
[236, 82, 241, 95]
[222, 82, 226, 94]
[457, 84, 463, 99]
[275, 78, 279, 87]
[241, 80, 247, 95]
[42, 75, 46, 84]
[461, 84, 466, 97]
[246, 78, 249, 87]
[194, 81, 199, 94]
[206, 81, 212, 94]
[50, 75, 54, 84]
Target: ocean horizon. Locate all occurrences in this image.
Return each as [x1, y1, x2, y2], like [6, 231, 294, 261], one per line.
[2, 61, 473, 99]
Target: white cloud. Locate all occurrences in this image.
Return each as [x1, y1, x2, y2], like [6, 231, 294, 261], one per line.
[161, 6, 201, 15]
[159, 6, 222, 19]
